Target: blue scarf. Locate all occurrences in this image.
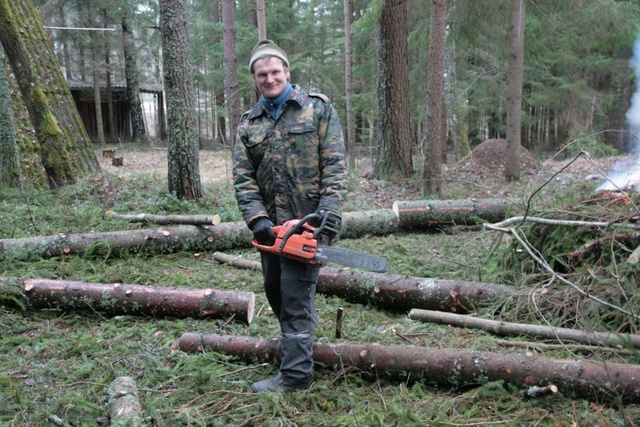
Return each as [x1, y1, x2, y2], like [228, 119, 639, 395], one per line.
[262, 83, 293, 120]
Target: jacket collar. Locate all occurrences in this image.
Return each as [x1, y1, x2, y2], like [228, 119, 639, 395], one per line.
[246, 84, 307, 120]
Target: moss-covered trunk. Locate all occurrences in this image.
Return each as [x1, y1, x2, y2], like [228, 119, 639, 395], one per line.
[0, 0, 100, 189]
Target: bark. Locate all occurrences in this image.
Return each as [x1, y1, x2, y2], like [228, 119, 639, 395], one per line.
[213, 252, 513, 313]
[256, 0, 266, 40]
[0, 221, 253, 261]
[160, 0, 202, 200]
[0, 0, 100, 188]
[105, 211, 221, 226]
[343, 0, 355, 170]
[392, 198, 510, 228]
[423, 0, 447, 196]
[222, 0, 242, 146]
[505, 0, 525, 181]
[373, 0, 413, 179]
[21, 278, 255, 324]
[409, 309, 640, 349]
[178, 333, 640, 404]
[0, 47, 20, 187]
[122, 3, 147, 143]
[106, 376, 144, 426]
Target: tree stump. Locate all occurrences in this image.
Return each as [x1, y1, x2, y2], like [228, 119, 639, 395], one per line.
[102, 148, 116, 158]
[112, 157, 123, 166]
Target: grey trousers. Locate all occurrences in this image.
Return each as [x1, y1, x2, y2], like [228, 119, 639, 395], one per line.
[260, 251, 320, 384]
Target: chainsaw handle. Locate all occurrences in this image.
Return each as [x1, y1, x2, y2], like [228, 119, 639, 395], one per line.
[278, 212, 320, 251]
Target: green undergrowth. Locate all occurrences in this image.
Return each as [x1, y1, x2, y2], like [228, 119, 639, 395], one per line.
[2, 157, 640, 426]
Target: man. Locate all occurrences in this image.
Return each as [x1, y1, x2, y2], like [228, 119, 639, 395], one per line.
[233, 39, 347, 393]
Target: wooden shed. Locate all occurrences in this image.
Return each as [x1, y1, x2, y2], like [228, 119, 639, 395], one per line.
[67, 78, 164, 142]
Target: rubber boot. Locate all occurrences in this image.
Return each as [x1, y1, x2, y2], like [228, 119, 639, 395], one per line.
[251, 374, 313, 393]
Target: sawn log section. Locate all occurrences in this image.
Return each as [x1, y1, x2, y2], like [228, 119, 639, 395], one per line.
[212, 252, 512, 313]
[21, 278, 255, 324]
[178, 333, 640, 404]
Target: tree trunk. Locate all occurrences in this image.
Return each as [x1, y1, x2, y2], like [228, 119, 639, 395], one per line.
[373, 0, 413, 179]
[505, 0, 525, 181]
[409, 309, 640, 349]
[343, 0, 356, 170]
[21, 278, 255, 324]
[106, 377, 144, 427]
[122, 2, 147, 144]
[392, 198, 509, 228]
[0, 0, 100, 188]
[423, 0, 447, 196]
[160, 0, 202, 200]
[256, 0, 266, 40]
[89, 0, 105, 146]
[213, 252, 513, 313]
[222, 0, 242, 147]
[103, 13, 117, 146]
[0, 47, 20, 187]
[0, 221, 252, 261]
[178, 333, 640, 404]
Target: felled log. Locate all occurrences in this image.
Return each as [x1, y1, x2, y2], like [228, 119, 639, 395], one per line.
[213, 252, 512, 313]
[21, 279, 255, 324]
[105, 211, 222, 226]
[0, 200, 511, 261]
[178, 333, 640, 404]
[392, 198, 510, 228]
[409, 309, 640, 349]
[0, 221, 252, 261]
[106, 376, 144, 426]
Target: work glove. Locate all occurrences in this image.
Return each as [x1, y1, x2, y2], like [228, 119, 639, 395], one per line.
[251, 217, 276, 245]
[312, 209, 341, 244]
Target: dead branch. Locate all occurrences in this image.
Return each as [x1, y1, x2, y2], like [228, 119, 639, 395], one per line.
[178, 333, 640, 404]
[409, 308, 640, 349]
[566, 231, 640, 261]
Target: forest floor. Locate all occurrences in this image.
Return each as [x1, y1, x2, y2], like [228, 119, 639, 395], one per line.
[98, 138, 621, 208]
[2, 140, 639, 426]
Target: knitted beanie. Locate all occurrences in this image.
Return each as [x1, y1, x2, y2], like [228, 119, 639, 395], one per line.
[249, 39, 289, 72]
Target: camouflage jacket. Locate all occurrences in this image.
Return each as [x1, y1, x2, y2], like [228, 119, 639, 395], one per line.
[233, 84, 347, 227]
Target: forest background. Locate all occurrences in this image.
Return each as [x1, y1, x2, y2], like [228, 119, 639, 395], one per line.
[2, 0, 640, 426]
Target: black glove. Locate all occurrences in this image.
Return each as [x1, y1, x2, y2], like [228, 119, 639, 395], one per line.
[312, 209, 341, 242]
[251, 217, 276, 245]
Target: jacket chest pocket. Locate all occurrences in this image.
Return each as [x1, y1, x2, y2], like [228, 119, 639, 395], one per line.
[286, 123, 318, 162]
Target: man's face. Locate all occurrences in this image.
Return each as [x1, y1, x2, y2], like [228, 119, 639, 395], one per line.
[252, 57, 290, 99]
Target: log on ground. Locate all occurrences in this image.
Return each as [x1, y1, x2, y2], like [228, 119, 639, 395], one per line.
[393, 198, 510, 228]
[0, 221, 252, 261]
[106, 376, 144, 426]
[213, 252, 512, 313]
[409, 308, 640, 349]
[178, 333, 640, 404]
[0, 201, 512, 261]
[22, 279, 255, 324]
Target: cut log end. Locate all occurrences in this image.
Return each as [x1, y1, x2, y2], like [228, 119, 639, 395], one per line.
[246, 292, 255, 324]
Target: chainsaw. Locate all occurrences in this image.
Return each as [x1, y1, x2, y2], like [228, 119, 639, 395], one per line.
[252, 213, 387, 272]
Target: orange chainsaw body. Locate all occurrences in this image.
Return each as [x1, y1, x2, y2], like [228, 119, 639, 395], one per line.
[252, 219, 324, 265]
